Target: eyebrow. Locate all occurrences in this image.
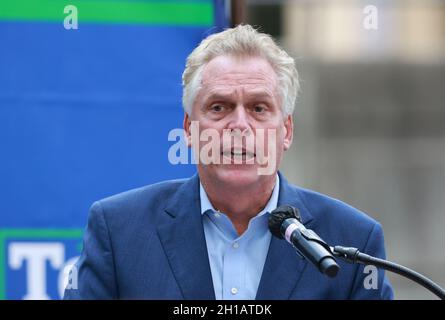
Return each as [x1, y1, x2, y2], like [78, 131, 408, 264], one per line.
[204, 93, 235, 102]
[204, 91, 275, 103]
[245, 92, 275, 101]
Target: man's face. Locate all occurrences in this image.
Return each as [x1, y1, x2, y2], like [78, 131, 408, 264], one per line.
[184, 54, 293, 189]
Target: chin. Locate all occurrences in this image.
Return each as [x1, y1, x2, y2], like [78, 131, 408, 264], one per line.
[213, 165, 268, 188]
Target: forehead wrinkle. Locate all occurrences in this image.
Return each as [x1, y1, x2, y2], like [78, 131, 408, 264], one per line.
[202, 72, 277, 86]
[201, 74, 278, 98]
[196, 56, 281, 108]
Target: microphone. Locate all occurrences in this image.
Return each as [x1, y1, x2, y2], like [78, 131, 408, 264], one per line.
[269, 205, 340, 278]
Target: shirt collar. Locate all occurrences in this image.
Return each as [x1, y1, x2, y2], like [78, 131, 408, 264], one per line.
[200, 174, 280, 217]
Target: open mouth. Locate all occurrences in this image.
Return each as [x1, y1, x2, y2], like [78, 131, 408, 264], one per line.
[221, 149, 256, 163]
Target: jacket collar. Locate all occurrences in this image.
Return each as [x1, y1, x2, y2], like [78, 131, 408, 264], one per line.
[255, 172, 314, 299]
[158, 173, 215, 299]
[159, 172, 315, 300]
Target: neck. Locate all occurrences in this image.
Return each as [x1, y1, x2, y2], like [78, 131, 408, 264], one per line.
[200, 174, 277, 236]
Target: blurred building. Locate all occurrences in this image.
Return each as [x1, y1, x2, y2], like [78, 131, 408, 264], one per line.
[247, 0, 445, 299]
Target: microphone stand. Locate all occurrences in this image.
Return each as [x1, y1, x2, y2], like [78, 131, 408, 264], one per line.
[332, 246, 445, 300]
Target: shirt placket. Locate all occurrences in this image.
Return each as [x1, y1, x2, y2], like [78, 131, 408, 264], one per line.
[222, 238, 245, 299]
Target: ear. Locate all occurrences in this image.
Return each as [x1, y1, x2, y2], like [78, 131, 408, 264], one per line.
[183, 112, 192, 147]
[283, 114, 293, 151]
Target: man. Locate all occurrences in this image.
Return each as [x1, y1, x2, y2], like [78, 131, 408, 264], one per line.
[64, 25, 393, 299]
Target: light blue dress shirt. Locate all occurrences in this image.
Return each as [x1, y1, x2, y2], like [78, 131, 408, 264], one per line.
[200, 175, 280, 300]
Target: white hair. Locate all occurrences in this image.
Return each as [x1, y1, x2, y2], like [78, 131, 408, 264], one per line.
[182, 24, 300, 116]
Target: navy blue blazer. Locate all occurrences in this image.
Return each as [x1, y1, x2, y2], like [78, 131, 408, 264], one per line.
[64, 173, 393, 299]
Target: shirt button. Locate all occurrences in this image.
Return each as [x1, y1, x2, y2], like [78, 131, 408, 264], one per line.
[214, 212, 220, 218]
[232, 242, 239, 249]
[231, 287, 238, 295]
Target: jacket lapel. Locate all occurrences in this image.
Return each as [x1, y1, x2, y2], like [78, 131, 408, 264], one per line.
[256, 172, 315, 299]
[157, 174, 215, 300]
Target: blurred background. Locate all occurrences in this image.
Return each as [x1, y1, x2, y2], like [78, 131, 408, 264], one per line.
[1, 0, 444, 299]
[244, 0, 445, 299]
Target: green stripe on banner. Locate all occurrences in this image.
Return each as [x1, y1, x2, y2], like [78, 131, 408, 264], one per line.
[0, 0, 213, 26]
[0, 228, 83, 300]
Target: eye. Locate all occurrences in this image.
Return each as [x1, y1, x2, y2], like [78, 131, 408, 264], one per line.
[253, 105, 266, 113]
[210, 104, 224, 112]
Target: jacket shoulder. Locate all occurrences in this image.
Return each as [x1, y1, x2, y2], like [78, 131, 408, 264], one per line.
[297, 186, 377, 225]
[293, 185, 381, 246]
[92, 178, 189, 221]
[290, 185, 393, 299]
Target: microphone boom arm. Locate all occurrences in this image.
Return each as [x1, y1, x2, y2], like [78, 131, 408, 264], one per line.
[333, 245, 445, 300]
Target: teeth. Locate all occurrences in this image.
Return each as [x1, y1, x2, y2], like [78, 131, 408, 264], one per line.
[222, 151, 255, 158]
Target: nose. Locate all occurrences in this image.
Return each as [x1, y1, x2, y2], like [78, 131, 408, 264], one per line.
[226, 105, 251, 134]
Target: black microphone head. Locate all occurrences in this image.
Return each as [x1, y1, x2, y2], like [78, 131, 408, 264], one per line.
[268, 205, 301, 239]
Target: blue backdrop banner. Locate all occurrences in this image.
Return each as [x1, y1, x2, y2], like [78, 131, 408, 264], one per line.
[0, 0, 228, 299]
